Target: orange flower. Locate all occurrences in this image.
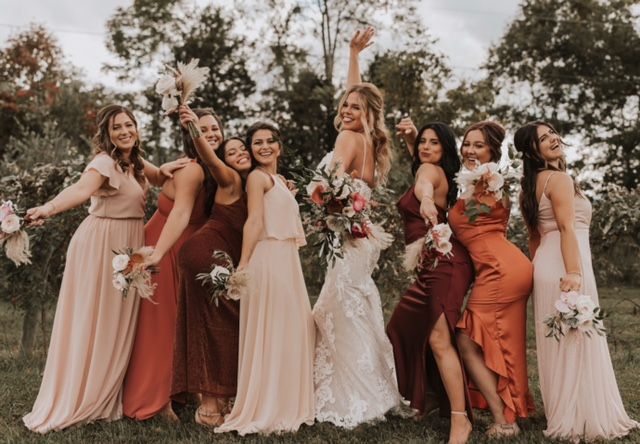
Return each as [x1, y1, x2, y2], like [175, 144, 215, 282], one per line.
[311, 184, 326, 206]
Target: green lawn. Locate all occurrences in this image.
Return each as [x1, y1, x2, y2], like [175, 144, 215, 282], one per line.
[1, 288, 639, 443]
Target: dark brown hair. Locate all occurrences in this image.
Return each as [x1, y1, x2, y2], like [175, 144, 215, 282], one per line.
[461, 120, 505, 163]
[245, 121, 283, 168]
[514, 120, 577, 232]
[92, 104, 145, 184]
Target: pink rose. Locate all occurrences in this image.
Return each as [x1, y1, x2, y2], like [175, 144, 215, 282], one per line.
[351, 222, 367, 238]
[351, 192, 367, 212]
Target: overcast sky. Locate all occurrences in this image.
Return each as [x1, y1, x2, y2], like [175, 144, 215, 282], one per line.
[0, 0, 521, 89]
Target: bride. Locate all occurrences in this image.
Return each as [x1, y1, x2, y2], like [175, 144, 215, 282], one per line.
[312, 27, 401, 428]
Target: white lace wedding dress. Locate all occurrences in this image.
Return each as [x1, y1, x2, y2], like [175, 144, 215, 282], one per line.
[312, 151, 401, 428]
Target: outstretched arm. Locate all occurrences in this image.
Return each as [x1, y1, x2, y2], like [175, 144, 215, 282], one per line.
[346, 27, 374, 89]
[26, 170, 105, 221]
[414, 163, 442, 227]
[179, 105, 237, 189]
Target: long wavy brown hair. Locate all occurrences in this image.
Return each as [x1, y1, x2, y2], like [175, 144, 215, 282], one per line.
[514, 120, 578, 232]
[92, 104, 145, 184]
[334, 83, 392, 185]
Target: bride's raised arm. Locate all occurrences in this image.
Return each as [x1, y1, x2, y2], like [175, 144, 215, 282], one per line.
[346, 27, 374, 89]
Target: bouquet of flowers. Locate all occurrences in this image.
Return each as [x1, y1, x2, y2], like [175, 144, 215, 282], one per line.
[112, 247, 157, 301]
[155, 58, 210, 139]
[0, 200, 31, 266]
[543, 291, 606, 341]
[455, 155, 521, 222]
[403, 222, 454, 272]
[300, 163, 392, 266]
[196, 250, 250, 306]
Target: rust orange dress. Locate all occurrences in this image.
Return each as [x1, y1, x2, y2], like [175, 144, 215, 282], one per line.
[122, 189, 207, 419]
[448, 199, 535, 423]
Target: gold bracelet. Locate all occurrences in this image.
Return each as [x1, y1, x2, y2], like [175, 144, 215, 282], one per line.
[421, 195, 434, 202]
[46, 202, 56, 214]
[566, 271, 582, 277]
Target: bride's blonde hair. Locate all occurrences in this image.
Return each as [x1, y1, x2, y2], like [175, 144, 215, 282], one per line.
[334, 83, 392, 185]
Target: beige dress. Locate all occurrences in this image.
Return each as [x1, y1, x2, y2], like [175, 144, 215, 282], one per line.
[215, 173, 315, 435]
[533, 176, 639, 442]
[23, 153, 146, 433]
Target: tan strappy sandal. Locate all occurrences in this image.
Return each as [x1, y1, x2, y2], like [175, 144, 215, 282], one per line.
[485, 421, 520, 438]
[195, 406, 224, 427]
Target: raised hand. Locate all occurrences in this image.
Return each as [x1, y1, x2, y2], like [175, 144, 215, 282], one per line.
[350, 26, 375, 55]
[396, 116, 418, 151]
[178, 105, 199, 130]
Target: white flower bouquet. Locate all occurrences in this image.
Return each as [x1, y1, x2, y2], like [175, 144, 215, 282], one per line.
[455, 156, 521, 222]
[196, 250, 249, 306]
[155, 58, 210, 139]
[0, 200, 31, 266]
[543, 291, 606, 341]
[112, 246, 157, 301]
[403, 222, 454, 272]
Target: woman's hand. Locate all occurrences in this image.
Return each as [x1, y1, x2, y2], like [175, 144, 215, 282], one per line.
[395, 117, 418, 149]
[350, 27, 375, 55]
[178, 105, 199, 130]
[159, 157, 193, 180]
[420, 196, 438, 227]
[285, 179, 298, 197]
[25, 203, 54, 223]
[144, 252, 162, 269]
[560, 273, 582, 292]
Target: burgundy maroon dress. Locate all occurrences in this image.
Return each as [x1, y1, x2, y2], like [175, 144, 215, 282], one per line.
[171, 195, 247, 400]
[387, 186, 474, 417]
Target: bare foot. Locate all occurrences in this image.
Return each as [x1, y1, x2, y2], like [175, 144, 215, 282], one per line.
[158, 402, 179, 423]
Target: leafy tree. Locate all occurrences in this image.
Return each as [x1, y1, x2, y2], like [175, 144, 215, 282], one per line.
[105, 0, 256, 162]
[486, 0, 640, 188]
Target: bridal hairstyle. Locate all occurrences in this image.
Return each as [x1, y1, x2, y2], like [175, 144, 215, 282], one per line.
[461, 120, 505, 163]
[514, 120, 578, 233]
[92, 104, 145, 185]
[334, 83, 392, 185]
[181, 107, 225, 215]
[412, 122, 461, 208]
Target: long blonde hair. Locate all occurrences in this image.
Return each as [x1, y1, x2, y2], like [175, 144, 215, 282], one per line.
[92, 104, 146, 184]
[334, 83, 392, 185]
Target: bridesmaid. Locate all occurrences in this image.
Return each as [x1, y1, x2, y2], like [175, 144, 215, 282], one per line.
[448, 121, 535, 437]
[387, 121, 474, 444]
[514, 121, 639, 441]
[171, 106, 251, 426]
[122, 108, 223, 421]
[215, 122, 315, 435]
[22, 104, 182, 432]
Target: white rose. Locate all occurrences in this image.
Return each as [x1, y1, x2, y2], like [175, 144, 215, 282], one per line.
[342, 206, 355, 217]
[0, 213, 20, 234]
[486, 171, 504, 192]
[210, 265, 230, 282]
[112, 254, 130, 272]
[161, 95, 180, 113]
[112, 273, 128, 292]
[155, 75, 178, 95]
[432, 223, 452, 240]
[435, 240, 453, 255]
[575, 295, 596, 315]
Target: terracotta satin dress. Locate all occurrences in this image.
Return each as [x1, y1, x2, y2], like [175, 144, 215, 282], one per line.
[533, 178, 639, 441]
[387, 187, 474, 417]
[171, 195, 247, 400]
[122, 189, 207, 419]
[448, 199, 535, 423]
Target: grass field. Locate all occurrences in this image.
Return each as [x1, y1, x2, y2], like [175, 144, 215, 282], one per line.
[1, 287, 639, 443]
